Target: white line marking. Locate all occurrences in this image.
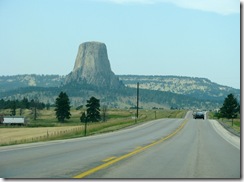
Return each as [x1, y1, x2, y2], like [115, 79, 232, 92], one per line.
[209, 119, 240, 150]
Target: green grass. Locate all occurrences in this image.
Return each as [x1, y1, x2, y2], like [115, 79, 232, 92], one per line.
[0, 108, 187, 146]
[208, 112, 240, 132]
[67, 109, 187, 136]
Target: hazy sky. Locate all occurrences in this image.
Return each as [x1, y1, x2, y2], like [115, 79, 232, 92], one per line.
[0, 0, 240, 88]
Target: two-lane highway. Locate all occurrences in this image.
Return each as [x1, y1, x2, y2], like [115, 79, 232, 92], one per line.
[0, 115, 185, 178]
[88, 116, 240, 178]
[0, 111, 240, 178]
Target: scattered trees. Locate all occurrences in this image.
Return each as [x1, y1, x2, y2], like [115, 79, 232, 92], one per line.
[55, 92, 71, 122]
[0, 98, 46, 118]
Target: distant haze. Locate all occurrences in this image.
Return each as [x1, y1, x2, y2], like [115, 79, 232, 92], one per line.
[0, 0, 240, 89]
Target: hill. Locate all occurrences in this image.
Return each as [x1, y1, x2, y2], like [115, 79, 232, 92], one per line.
[118, 75, 240, 102]
[0, 74, 239, 110]
[0, 74, 64, 92]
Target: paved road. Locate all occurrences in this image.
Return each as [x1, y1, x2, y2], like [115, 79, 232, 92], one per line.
[89, 116, 240, 178]
[0, 111, 240, 178]
[0, 115, 186, 178]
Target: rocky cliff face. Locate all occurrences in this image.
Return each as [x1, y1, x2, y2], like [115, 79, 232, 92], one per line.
[65, 41, 124, 89]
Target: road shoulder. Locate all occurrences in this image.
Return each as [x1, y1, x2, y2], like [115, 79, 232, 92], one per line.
[209, 119, 240, 150]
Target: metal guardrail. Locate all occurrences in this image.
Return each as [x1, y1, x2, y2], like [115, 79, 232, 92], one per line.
[217, 120, 240, 137]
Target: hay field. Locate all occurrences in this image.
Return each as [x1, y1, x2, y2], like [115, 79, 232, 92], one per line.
[0, 108, 186, 146]
[0, 126, 83, 145]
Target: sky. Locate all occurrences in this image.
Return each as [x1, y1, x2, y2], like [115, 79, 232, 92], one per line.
[0, 0, 241, 89]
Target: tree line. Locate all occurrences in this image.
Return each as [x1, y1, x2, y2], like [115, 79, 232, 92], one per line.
[0, 98, 47, 110]
[0, 98, 46, 117]
[0, 91, 106, 123]
[1, 91, 239, 125]
[54, 92, 240, 125]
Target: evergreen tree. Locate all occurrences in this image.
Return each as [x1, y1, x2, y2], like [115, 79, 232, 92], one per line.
[32, 98, 39, 120]
[55, 92, 71, 122]
[46, 103, 51, 110]
[0, 114, 3, 123]
[86, 96, 101, 122]
[80, 112, 86, 123]
[220, 93, 239, 126]
[22, 97, 29, 109]
[10, 101, 16, 116]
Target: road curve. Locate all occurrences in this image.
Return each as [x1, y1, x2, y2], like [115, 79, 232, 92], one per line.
[0, 115, 186, 178]
[88, 118, 240, 178]
[0, 111, 240, 179]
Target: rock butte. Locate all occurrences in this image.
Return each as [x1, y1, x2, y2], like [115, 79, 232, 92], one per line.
[65, 41, 124, 89]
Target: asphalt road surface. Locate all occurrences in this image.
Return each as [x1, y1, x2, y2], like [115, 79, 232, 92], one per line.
[0, 111, 240, 179]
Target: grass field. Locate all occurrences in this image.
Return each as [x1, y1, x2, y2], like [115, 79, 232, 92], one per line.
[0, 108, 187, 146]
[208, 112, 240, 132]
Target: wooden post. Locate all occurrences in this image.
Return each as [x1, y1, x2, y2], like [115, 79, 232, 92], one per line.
[136, 82, 139, 118]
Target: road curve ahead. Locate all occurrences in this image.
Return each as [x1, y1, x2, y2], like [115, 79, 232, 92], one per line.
[87, 117, 240, 179]
[0, 115, 186, 178]
[0, 111, 240, 179]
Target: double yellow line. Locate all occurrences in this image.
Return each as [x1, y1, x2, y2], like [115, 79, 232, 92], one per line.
[73, 119, 188, 178]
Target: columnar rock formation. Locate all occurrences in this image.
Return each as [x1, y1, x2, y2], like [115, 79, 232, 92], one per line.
[65, 41, 124, 89]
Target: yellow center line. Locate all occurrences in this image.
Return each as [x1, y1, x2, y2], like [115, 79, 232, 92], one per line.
[135, 146, 142, 150]
[102, 156, 117, 162]
[73, 119, 188, 178]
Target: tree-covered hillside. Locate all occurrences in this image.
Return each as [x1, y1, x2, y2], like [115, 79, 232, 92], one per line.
[0, 74, 239, 110]
[118, 75, 240, 102]
[0, 74, 64, 92]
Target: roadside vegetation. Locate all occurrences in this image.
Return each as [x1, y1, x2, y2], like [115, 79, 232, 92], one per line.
[0, 107, 187, 146]
[208, 112, 240, 133]
[209, 93, 240, 134]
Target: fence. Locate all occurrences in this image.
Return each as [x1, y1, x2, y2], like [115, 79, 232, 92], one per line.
[0, 126, 84, 146]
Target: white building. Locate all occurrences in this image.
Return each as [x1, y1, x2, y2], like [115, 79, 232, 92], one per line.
[2, 116, 25, 125]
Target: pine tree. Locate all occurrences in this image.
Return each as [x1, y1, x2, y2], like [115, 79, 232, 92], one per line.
[220, 93, 239, 126]
[86, 96, 101, 122]
[80, 112, 86, 123]
[22, 97, 29, 109]
[55, 92, 71, 122]
[10, 101, 16, 116]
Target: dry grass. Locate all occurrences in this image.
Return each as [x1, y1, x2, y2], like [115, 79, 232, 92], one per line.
[0, 108, 186, 146]
[0, 126, 83, 145]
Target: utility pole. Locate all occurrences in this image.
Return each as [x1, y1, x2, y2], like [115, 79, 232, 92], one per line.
[84, 112, 88, 136]
[136, 82, 139, 118]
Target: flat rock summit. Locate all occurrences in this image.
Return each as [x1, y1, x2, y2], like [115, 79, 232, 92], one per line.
[65, 41, 124, 89]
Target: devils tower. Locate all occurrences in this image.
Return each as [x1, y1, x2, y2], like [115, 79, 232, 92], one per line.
[65, 41, 124, 89]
